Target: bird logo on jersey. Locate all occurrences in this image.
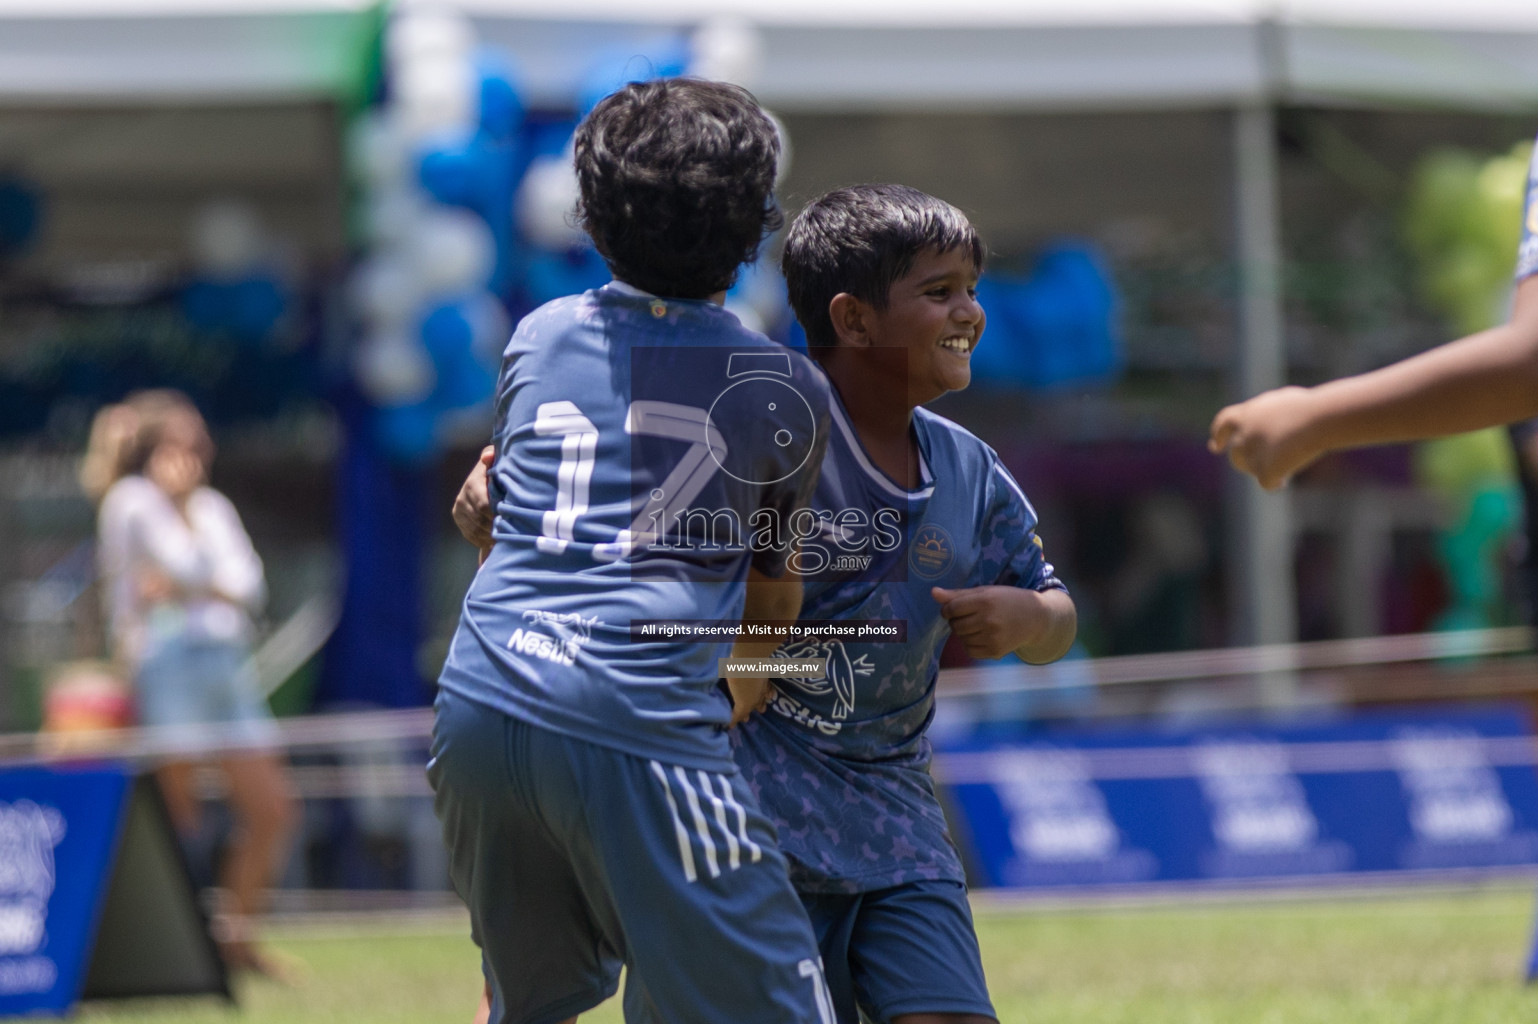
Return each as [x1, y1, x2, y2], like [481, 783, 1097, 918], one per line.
[773, 639, 874, 722]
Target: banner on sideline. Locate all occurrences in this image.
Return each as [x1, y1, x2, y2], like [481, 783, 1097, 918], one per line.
[0, 765, 227, 1016]
[935, 706, 1538, 889]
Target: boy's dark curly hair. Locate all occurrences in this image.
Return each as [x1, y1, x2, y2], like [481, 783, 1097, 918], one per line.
[574, 78, 782, 300]
[783, 184, 984, 351]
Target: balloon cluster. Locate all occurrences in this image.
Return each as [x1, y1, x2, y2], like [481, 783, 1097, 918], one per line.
[347, 7, 519, 462]
[515, 17, 790, 321]
[969, 244, 1121, 389]
[346, 11, 792, 461]
[179, 200, 291, 347]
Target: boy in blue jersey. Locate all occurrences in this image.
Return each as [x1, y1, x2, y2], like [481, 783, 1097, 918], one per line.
[456, 184, 1076, 1024]
[734, 185, 1076, 1024]
[431, 78, 838, 1024]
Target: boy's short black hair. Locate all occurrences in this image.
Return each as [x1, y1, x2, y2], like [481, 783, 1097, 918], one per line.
[574, 78, 782, 299]
[782, 184, 984, 350]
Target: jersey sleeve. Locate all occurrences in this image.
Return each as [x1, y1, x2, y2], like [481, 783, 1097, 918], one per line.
[980, 456, 1066, 593]
[1518, 135, 1538, 284]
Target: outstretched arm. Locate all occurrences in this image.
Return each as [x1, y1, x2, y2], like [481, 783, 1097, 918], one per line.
[1211, 276, 1538, 489]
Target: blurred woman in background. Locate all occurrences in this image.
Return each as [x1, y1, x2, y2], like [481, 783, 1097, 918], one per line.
[81, 389, 297, 977]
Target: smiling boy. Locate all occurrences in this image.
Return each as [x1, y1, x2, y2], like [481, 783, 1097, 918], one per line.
[732, 184, 1075, 1024]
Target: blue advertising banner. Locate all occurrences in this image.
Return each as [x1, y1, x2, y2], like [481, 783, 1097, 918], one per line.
[935, 707, 1538, 890]
[0, 764, 131, 1016]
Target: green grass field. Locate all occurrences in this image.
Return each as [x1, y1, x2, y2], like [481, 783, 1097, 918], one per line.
[76, 885, 1538, 1023]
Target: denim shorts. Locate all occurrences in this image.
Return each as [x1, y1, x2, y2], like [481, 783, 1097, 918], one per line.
[134, 632, 280, 756]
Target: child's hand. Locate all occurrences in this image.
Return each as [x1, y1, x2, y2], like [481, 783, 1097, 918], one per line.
[932, 585, 1065, 662]
[1208, 386, 1322, 490]
[452, 446, 496, 559]
[726, 677, 773, 726]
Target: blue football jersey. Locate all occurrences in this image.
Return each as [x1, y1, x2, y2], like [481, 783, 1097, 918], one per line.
[733, 396, 1065, 892]
[439, 282, 831, 773]
[1519, 135, 1538, 283]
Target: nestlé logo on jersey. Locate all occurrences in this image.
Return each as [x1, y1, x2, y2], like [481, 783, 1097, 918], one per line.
[508, 609, 600, 667]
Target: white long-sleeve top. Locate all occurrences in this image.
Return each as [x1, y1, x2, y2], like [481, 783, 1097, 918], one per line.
[97, 475, 266, 668]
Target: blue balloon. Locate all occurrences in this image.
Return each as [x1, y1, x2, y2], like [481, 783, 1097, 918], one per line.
[528, 119, 578, 160]
[523, 247, 610, 307]
[577, 36, 692, 116]
[420, 301, 495, 409]
[228, 276, 285, 345]
[476, 49, 525, 141]
[420, 303, 476, 361]
[419, 134, 496, 209]
[375, 401, 439, 465]
[0, 178, 41, 255]
[431, 345, 495, 410]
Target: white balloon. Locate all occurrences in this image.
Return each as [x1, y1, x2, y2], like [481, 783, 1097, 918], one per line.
[355, 333, 436, 407]
[411, 209, 495, 294]
[465, 291, 512, 368]
[350, 257, 423, 327]
[347, 109, 410, 188]
[363, 187, 428, 247]
[691, 17, 763, 88]
[516, 152, 585, 251]
[396, 54, 476, 138]
[191, 200, 264, 275]
[388, 6, 474, 70]
[724, 300, 765, 336]
[768, 111, 792, 186]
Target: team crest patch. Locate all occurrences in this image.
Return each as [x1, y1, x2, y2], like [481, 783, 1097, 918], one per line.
[910, 524, 955, 579]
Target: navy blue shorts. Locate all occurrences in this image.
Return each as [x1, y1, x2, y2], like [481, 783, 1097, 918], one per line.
[801, 880, 995, 1023]
[428, 689, 836, 1024]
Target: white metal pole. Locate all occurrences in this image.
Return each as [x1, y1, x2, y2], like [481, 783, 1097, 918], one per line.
[1231, 102, 1298, 699]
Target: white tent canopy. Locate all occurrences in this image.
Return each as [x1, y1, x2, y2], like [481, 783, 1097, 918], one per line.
[456, 0, 1538, 111]
[0, 0, 1535, 110]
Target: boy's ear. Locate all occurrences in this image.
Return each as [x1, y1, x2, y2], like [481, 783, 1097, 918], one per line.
[827, 293, 872, 348]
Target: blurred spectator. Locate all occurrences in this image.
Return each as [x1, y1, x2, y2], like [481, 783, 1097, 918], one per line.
[82, 391, 297, 977]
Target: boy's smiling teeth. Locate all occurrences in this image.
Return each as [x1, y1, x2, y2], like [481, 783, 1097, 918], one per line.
[938, 336, 972, 353]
